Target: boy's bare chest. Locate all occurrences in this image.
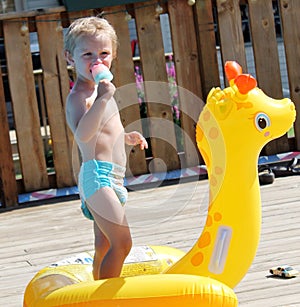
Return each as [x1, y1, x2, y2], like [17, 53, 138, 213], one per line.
[103, 98, 120, 121]
[86, 93, 119, 117]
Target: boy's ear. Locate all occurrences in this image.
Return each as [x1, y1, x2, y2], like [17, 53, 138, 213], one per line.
[65, 50, 74, 66]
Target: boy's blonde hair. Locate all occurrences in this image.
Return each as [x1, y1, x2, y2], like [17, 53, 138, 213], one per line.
[64, 16, 118, 57]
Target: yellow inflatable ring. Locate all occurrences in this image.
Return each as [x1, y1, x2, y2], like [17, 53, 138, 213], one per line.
[24, 245, 237, 306]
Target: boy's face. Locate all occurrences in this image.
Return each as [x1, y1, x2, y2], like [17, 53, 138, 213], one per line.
[69, 33, 114, 82]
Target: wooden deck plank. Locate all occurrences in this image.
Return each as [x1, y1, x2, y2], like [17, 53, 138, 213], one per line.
[0, 176, 300, 306]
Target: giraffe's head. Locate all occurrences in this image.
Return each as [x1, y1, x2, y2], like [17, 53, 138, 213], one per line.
[205, 61, 296, 151]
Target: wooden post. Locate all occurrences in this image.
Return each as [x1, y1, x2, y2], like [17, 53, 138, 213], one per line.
[279, 0, 300, 150]
[248, 0, 290, 154]
[4, 18, 49, 191]
[194, 0, 220, 98]
[216, 0, 247, 79]
[134, 1, 180, 172]
[168, 0, 203, 167]
[105, 6, 148, 176]
[36, 13, 75, 187]
[0, 69, 18, 208]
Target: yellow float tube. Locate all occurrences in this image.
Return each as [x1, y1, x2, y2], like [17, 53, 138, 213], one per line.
[24, 245, 237, 306]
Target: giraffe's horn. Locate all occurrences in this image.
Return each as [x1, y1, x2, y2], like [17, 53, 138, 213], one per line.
[225, 61, 242, 81]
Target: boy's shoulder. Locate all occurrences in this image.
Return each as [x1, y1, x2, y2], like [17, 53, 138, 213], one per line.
[66, 86, 92, 108]
[65, 90, 87, 132]
[66, 86, 89, 114]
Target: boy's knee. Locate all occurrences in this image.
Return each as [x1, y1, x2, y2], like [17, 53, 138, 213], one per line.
[115, 235, 132, 257]
[122, 235, 132, 254]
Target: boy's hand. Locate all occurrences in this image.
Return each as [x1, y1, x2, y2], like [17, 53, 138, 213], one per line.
[97, 80, 116, 100]
[125, 131, 148, 150]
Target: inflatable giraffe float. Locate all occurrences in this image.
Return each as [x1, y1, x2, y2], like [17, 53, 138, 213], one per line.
[166, 61, 296, 288]
[23, 61, 296, 307]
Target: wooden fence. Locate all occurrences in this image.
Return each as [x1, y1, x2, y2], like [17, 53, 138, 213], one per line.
[0, 0, 300, 208]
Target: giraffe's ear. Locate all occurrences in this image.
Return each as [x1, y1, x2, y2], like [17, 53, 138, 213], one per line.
[234, 74, 257, 94]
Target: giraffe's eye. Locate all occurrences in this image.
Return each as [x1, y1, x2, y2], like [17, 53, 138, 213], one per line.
[254, 112, 271, 131]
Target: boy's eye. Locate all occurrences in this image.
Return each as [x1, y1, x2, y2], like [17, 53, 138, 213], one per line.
[83, 52, 92, 56]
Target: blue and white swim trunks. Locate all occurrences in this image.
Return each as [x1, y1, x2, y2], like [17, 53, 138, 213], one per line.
[78, 160, 128, 220]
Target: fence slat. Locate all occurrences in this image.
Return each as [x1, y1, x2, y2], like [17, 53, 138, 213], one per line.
[248, 0, 290, 154]
[36, 14, 75, 187]
[248, 0, 282, 96]
[0, 70, 18, 208]
[56, 14, 81, 182]
[4, 18, 49, 191]
[194, 0, 220, 98]
[134, 1, 180, 172]
[168, 0, 203, 167]
[217, 0, 247, 75]
[105, 6, 148, 177]
[279, 0, 300, 149]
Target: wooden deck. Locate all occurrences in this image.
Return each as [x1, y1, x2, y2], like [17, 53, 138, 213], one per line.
[1, 175, 300, 307]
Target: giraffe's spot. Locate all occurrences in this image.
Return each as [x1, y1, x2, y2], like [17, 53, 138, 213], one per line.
[191, 252, 204, 267]
[210, 174, 217, 187]
[236, 101, 253, 110]
[214, 212, 222, 222]
[206, 215, 213, 227]
[209, 127, 219, 139]
[215, 166, 223, 175]
[203, 111, 211, 121]
[197, 231, 211, 248]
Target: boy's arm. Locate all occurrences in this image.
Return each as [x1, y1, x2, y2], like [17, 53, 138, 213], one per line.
[67, 81, 114, 142]
[125, 131, 148, 150]
[75, 96, 110, 142]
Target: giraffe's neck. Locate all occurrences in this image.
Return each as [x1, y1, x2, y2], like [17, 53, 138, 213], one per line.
[165, 106, 261, 289]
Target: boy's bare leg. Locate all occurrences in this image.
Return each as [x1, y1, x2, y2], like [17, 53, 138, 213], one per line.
[87, 187, 132, 279]
[93, 222, 110, 280]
